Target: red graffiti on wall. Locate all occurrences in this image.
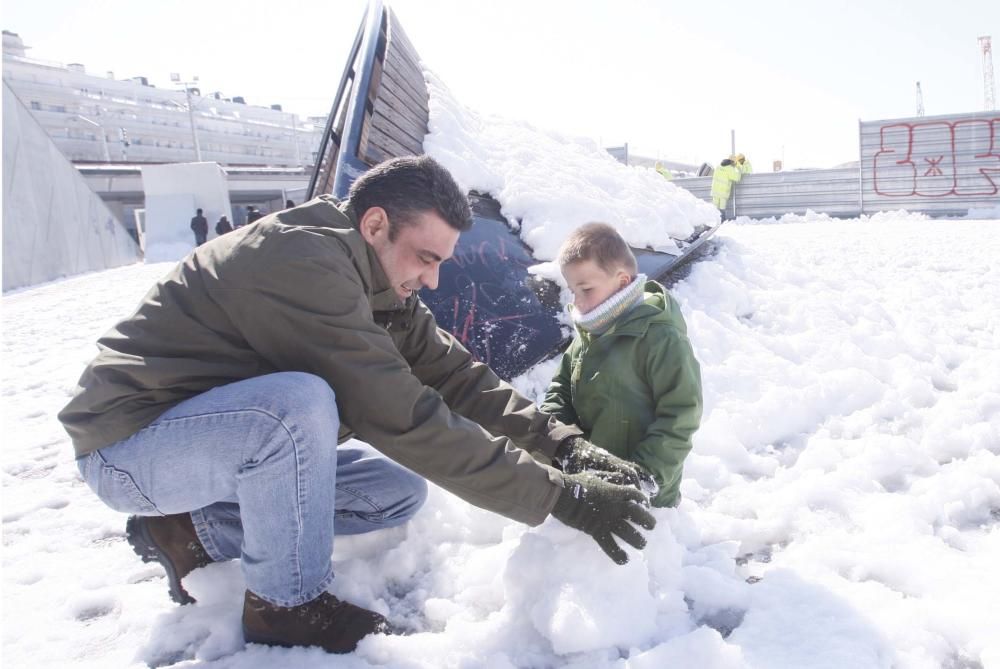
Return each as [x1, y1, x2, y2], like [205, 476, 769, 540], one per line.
[872, 118, 1000, 197]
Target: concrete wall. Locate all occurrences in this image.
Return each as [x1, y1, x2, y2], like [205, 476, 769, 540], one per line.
[140, 162, 233, 262]
[3, 81, 140, 292]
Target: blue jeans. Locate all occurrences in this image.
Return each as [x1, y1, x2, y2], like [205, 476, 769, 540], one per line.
[76, 372, 427, 607]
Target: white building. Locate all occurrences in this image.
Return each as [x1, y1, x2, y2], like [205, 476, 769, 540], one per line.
[2, 31, 324, 168]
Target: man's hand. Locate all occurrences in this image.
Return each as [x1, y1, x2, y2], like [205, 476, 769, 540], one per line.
[555, 437, 656, 492]
[550, 472, 657, 565]
[587, 467, 661, 499]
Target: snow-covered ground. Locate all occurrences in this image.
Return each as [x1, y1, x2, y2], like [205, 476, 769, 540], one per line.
[3, 211, 998, 668]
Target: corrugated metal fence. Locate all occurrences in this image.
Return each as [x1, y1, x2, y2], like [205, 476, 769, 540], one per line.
[675, 111, 1000, 219]
[862, 110, 1000, 215]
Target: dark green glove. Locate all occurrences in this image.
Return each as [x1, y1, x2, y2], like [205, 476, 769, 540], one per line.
[551, 472, 657, 565]
[555, 437, 657, 493]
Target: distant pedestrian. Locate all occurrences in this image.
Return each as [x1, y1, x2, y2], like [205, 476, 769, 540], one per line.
[215, 215, 233, 236]
[246, 205, 263, 226]
[711, 158, 742, 221]
[190, 209, 208, 246]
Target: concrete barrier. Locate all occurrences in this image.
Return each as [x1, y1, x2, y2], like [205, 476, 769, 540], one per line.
[3, 81, 140, 292]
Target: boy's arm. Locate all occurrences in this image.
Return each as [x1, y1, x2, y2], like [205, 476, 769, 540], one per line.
[632, 327, 703, 505]
[540, 345, 580, 428]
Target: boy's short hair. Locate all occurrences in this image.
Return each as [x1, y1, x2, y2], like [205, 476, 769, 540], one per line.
[558, 222, 638, 275]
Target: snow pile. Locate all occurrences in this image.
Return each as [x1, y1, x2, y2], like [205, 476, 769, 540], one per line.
[3, 211, 999, 668]
[422, 71, 719, 260]
[733, 208, 933, 227]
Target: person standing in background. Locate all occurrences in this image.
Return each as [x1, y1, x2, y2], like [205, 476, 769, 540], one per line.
[246, 205, 263, 226]
[215, 215, 233, 236]
[190, 209, 208, 246]
[711, 158, 742, 220]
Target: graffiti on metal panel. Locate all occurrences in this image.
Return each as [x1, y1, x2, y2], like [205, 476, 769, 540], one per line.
[420, 214, 563, 380]
[872, 118, 1000, 197]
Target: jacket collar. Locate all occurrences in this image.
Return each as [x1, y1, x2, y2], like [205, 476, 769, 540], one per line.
[575, 280, 669, 342]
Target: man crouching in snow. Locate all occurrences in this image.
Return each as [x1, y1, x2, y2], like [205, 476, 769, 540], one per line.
[59, 156, 656, 654]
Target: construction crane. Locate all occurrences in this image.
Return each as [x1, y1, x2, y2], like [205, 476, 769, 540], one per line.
[915, 81, 925, 117]
[981, 36, 996, 111]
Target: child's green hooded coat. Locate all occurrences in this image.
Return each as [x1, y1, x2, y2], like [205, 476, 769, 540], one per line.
[541, 281, 702, 507]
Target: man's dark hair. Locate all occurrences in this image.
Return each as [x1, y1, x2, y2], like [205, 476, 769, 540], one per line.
[348, 155, 472, 240]
[196, 208, 203, 215]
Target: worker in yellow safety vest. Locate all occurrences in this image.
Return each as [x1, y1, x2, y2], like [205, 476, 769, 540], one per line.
[711, 158, 742, 220]
[731, 153, 752, 175]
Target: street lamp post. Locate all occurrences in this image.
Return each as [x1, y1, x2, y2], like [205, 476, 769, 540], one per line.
[171, 73, 203, 161]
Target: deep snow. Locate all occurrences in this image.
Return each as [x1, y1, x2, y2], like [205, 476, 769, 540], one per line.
[3, 211, 999, 669]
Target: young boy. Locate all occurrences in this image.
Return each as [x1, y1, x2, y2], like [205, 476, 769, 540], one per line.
[542, 223, 703, 508]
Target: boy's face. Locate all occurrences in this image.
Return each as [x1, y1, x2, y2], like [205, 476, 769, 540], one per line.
[562, 259, 631, 315]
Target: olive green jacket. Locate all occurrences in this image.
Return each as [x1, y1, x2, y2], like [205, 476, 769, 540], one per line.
[541, 282, 702, 507]
[59, 196, 581, 525]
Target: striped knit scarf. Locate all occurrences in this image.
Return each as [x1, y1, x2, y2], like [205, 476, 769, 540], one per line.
[570, 274, 647, 336]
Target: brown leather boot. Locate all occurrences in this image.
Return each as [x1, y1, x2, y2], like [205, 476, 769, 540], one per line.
[242, 590, 392, 653]
[126, 514, 213, 604]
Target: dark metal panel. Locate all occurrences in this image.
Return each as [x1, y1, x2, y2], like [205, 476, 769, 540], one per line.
[419, 195, 566, 380]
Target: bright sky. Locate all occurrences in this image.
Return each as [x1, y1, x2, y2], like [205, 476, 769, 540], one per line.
[4, 0, 999, 169]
